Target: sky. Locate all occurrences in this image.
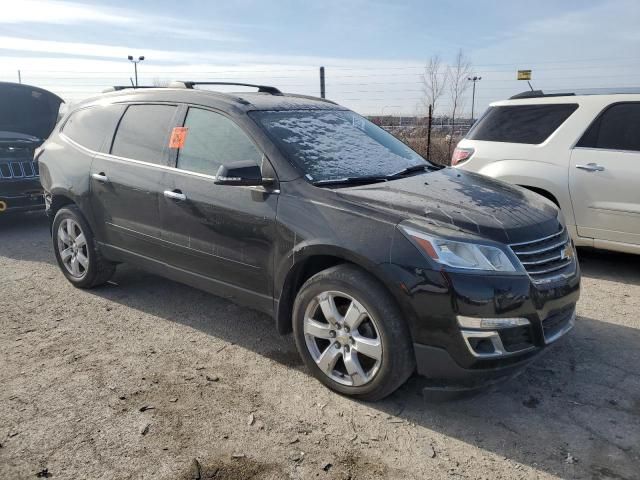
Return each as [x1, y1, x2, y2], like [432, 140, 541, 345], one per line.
[1, 0, 639, 116]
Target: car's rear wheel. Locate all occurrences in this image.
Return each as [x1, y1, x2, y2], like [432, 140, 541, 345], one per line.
[52, 206, 115, 288]
[292, 264, 415, 401]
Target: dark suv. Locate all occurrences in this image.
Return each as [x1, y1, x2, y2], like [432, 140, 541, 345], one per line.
[0, 82, 64, 215]
[38, 82, 580, 400]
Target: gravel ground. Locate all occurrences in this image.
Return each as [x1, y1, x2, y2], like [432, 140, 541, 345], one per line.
[1, 212, 639, 480]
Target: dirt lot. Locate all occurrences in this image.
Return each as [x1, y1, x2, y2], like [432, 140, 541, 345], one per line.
[1, 213, 639, 480]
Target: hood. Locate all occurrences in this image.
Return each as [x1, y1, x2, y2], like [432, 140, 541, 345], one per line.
[0, 82, 64, 140]
[336, 168, 560, 245]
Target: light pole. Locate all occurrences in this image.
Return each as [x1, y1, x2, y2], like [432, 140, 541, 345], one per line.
[467, 76, 481, 121]
[127, 55, 145, 87]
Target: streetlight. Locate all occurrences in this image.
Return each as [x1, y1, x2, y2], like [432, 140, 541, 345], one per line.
[467, 76, 481, 122]
[127, 55, 145, 87]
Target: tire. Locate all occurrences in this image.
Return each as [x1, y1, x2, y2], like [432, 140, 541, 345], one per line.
[52, 205, 115, 288]
[292, 264, 415, 401]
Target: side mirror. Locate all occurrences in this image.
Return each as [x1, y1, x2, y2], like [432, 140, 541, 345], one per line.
[214, 161, 269, 186]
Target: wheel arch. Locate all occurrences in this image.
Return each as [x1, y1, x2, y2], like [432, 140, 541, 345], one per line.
[274, 245, 395, 335]
[517, 185, 560, 207]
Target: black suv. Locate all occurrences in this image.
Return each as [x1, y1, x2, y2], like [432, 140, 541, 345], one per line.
[0, 82, 64, 215]
[39, 82, 580, 400]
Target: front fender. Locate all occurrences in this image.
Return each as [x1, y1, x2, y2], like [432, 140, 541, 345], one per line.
[477, 159, 575, 227]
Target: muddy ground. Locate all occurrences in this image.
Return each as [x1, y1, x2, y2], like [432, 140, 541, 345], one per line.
[1, 213, 638, 479]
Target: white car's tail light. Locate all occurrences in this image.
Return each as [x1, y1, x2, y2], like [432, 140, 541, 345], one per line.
[451, 147, 474, 166]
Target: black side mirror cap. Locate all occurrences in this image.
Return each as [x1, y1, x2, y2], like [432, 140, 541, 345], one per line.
[214, 161, 268, 186]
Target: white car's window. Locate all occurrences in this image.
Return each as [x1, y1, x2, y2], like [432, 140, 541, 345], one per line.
[467, 104, 578, 144]
[577, 103, 640, 152]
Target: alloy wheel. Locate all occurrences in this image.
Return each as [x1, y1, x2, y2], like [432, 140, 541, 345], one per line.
[57, 218, 89, 279]
[303, 290, 383, 387]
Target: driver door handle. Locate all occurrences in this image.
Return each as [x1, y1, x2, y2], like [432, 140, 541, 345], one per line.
[164, 190, 187, 201]
[576, 163, 605, 172]
[91, 172, 109, 183]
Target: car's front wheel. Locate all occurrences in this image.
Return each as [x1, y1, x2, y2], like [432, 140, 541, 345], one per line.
[292, 264, 415, 401]
[52, 206, 115, 288]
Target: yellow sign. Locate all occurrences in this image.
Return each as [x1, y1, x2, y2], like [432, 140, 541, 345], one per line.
[517, 70, 532, 81]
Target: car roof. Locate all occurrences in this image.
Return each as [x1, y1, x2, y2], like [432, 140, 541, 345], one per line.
[492, 89, 640, 107]
[79, 87, 346, 114]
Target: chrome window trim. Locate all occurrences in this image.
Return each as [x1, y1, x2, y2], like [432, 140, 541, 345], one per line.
[62, 132, 278, 191]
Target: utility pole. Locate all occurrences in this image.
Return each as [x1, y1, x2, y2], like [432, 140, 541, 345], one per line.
[319, 66, 326, 99]
[426, 104, 433, 160]
[467, 76, 481, 121]
[127, 55, 145, 87]
[17, 70, 21, 84]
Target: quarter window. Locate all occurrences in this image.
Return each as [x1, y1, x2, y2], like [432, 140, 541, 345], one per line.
[176, 108, 262, 176]
[577, 103, 640, 152]
[111, 104, 178, 164]
[467, 104, 578, 144]
[63, 105, 124, 151]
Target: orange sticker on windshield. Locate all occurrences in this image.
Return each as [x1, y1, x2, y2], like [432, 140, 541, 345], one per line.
[169, 127, 188, 148]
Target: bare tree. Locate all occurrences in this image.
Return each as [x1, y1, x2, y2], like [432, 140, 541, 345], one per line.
[421, 55, 445, 116]
[446, 49, 472, 156]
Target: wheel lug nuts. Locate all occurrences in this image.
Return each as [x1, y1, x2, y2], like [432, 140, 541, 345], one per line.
[334, 342, 341, 349]
[344, 326, 350, 333]
[329, 330, 336, 338]
[344, 345, 350, 352]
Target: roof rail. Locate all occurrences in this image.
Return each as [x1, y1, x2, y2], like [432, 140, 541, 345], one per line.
[509, 90, 575, 99]
[169, 81, 283, 96]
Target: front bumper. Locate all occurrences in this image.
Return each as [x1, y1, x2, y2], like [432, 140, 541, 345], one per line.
[0, 178, 45, 214]
[379, 258, 580, 390]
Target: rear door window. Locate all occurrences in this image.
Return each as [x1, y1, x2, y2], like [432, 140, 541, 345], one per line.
[467, 104, 578, 144]
[176, 108, 262, 176]
[576, 103, 640, 152]
[62, 105, 124, 151]
[111, 104, 178, 165]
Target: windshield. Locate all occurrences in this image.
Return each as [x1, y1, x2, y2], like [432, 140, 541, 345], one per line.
[251, 109, 429, 182]
[0, 84, 64, 140]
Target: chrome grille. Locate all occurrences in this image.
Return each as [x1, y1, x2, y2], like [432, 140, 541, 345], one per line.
[510, 227, 573, 282]
[0, 161, 39, 180]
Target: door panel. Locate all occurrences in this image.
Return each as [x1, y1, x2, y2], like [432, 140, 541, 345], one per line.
[569, 102, 640, 245]
[158, 106, 278, 305]
[569, 149, 640, 244]
[161, 171, 278, 299]
[90, 155, 167, 257]
[89, 103, 180, 257]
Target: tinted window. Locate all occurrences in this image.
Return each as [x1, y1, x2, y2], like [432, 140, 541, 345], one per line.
[251, 110, 427, 181]
[467, 104, 578, 144]
[177, 108, 261, 176]
[111, 104, 177, 164]
[63, 105, 124, 151]
[577, 103, 640, 152]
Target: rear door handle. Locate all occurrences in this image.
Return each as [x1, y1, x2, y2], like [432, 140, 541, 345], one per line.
[575, 163, 605, 172]
[91, 172, 109, 182]
[164, 190, 187, 201]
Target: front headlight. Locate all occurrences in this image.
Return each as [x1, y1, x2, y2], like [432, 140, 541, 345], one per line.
[400, 226, 518, 272]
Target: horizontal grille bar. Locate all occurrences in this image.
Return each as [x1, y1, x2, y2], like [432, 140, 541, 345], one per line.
[0, 161, 39, 180]
[509, 227, 565, 247]
[510, 227, 573, 282]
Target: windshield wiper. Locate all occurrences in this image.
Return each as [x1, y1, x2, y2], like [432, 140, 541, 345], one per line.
[312, 175, 388, 186]
[386, 163, 442, 179]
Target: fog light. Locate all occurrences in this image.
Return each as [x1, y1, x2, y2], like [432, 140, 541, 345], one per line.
[457, 316, 530, 329]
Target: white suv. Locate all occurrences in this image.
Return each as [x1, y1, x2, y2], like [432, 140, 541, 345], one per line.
[454, 90, 640, 255]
